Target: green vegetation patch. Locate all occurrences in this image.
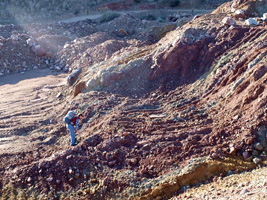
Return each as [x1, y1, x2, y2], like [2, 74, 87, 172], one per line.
[100, 12, 120, 23]
[140, 14, 156, 21]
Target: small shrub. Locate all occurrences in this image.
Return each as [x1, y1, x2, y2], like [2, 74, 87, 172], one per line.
[100, 12, 120, 23]
[169, 0, 180, 7]
[158, 17, 166, 23]
[160, 0, 180, 7]
[140, 14, 156, 21]
[74, 9, 80, 15]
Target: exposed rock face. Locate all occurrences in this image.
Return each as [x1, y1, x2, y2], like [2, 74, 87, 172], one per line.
[150, 27, 214, 81]
[59, 1, 267, 198]
[67, 68, 82, 86]
[74, 0, 267, 98]
[231, 0, 267, 16]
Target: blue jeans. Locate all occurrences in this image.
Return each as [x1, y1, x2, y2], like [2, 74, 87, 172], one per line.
[67, 124, 76, 145]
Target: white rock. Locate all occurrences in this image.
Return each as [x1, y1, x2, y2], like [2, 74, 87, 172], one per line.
[55, 66, 62, 72]
[149, 114, 166, 119]
[231, 6, 236, 13]
[245, 18, 258, 26]
[230, 146, 236, 154]
[252, 157, 261, 164]
[235, 9, 245, 15]
[263, 13, 267, 20]
[31, 44, 46, 56]
[63, 67, 69, 72]
[233, 115, 239, 120]
[63, 43, 70, 49]
[11, 35, 18, 41]
[47, 177, 53, 182]
[56, 92, 62, 98]
[222, 17, 236, 26]
[254, 142, 264, 151]
[69, 168, 74, 175]
[26, 38, 35, 47]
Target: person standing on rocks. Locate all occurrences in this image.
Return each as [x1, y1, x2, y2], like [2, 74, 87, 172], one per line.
[63, 110, 84, 146]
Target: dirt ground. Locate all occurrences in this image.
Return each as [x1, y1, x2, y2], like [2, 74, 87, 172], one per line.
[0, 69, 67, 154]
[0, 68, 266, 200]
[171, 166, 267, 200]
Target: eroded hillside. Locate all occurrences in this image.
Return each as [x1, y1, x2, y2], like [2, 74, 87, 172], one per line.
[1, 0, 267, 200]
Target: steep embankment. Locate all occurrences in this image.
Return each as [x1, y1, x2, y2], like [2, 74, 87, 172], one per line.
[67, 0, 267, 198]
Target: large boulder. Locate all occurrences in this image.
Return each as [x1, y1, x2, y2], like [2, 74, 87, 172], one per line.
[222, 17, 236, 26]
[0, 36, 7, 43]
[31, 44, 47, 56]
[36, 35, 71, 54]
[234, 9, 246, 19]
[26, 38, 35, 47]
[67, 68, 82, 86]
[245, 18, 258, 25]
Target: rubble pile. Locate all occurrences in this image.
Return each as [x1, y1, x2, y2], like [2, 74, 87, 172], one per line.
[0, 32, 51, 76]
[57, 13, 178, 70]
[0, 12, 179, 75]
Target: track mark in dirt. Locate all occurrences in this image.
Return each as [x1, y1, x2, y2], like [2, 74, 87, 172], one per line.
[0, 69, 68, 153]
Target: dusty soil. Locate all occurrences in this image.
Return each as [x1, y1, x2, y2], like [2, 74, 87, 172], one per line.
[0, 69, 67, 153]
[172, 166, 267, 200]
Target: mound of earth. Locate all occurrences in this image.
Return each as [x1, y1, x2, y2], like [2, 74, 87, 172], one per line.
[1, 0, 267, 200]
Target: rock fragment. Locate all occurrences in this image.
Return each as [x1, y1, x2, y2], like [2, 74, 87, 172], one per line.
[245, 18, 258, 26]
[47, 177, 53, 182]
[252, 157, 261, 164]
[222, 17, 236, 26]
[31, 45, 46, 56]
[67, 68, 82, 86]
[242, 151, 250, 159]
[254, 142, 263, 151]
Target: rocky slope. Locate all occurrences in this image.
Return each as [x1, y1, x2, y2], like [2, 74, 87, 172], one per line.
[1, 0, 267, 199]
[0, 0, 230, 24]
